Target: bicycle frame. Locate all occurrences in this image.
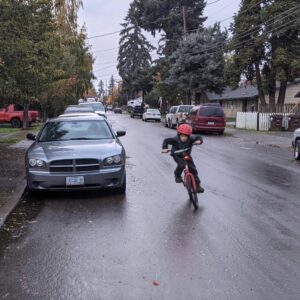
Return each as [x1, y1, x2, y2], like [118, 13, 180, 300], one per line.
[183, 155, 197, 192]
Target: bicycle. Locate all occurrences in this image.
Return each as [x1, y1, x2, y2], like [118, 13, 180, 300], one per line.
[162, 147, 199, 210]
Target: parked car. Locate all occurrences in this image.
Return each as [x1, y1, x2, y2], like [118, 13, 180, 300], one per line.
[292, 128, 300, 160]
[107, 105, 113, 111]
[26, 115, 126, 193]
[186, 105, 226, 135]
[130, 105, 143, 118]
[0, 104, 39, 128]
[79, 102, 106, 118]
[142, 109, 161, 122]
[165, 106, 178, 128]
[114, 107, 122, 114]
[165, 105, 193, 128]
[64, 105, 95, 114]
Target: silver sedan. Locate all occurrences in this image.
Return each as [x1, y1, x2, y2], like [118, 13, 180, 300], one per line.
[26, 115, 126, 193]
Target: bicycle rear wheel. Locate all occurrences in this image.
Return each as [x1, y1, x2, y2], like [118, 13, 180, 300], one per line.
[186, 176, 199, 210]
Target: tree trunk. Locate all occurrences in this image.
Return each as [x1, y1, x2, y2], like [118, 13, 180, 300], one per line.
[268, 69, 276, 113]
[23, 100, 30, 129]
[277, 80, 287, 105]
[254, 61, 266, 110]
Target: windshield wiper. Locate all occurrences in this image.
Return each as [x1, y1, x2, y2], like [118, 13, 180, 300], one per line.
[70, 138, 101, 140]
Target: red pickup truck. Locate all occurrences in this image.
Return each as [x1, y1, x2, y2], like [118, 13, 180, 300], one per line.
[0, 104, 39, 128]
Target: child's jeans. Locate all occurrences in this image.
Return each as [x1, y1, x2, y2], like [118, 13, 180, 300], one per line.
[173, 156, 200, 184]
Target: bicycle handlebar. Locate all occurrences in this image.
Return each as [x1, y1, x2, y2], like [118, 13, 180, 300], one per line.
[161, 143, 200, 154]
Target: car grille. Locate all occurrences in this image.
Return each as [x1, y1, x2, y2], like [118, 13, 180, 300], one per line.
[50, 159, 100, 173]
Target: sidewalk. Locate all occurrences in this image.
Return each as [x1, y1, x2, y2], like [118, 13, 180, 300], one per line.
[226, 127, 293, 149]
[0, 128, 36, 228]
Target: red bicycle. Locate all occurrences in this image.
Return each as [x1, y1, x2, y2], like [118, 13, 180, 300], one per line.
[163, 147, 199, 210]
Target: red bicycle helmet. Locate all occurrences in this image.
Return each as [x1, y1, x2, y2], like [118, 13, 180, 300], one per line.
[177, 124, 192, 136]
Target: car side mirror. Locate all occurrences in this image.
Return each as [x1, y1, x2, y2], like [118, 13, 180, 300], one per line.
[116, 131, 126, 138]
[27, 133, 36, 141]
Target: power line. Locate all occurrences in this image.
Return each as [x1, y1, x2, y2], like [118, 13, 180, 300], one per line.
[170, 10, 300, 60]
[87, 30, 121, 40]
[93, 47, 119, 53]
[206, 0, 221, 5]
[184, 5, 300, 56]
[93, 61, 117, 66]
[186, 15, 300, 57]
[93, 64, 117, 72]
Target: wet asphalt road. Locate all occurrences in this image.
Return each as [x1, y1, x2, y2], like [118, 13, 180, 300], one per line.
[0, 112, 300, 300]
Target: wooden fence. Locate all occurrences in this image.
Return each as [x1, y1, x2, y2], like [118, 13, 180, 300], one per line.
[236, 112, 293, 131]
[258, 103, 300, 114]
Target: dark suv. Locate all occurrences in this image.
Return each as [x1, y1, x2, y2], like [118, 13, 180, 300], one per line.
[186, 105, 226, 135]
[130, 106, 143, 118]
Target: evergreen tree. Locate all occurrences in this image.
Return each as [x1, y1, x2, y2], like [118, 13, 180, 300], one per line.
[117, 3, 154, 98]
[166, 25, 227, 103]
[98, 80, 105, 99]
[132, 0, 207, 55]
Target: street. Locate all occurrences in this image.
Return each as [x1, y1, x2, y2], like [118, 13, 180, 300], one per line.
[0, 112, 300, 300]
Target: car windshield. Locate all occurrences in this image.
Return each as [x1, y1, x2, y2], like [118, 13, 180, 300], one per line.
[39, 120, 113, 142]
[81, 103, 105, 112]
[199, 107, 225, 117]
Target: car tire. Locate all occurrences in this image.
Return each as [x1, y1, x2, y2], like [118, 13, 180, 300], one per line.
[295, 140, 300, 160]
[11, 118, 22, 128]
[219, 130, 224, 136]
[116, 176, 126, 195]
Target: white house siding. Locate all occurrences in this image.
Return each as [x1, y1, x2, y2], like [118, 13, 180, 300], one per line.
[266, 81, 300, 104]
[278, 82, 300, 104]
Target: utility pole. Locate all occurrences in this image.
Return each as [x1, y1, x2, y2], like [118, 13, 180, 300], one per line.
[182, 6, 187, 40]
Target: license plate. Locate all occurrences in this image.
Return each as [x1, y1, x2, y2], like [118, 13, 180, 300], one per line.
[66, 176, 84, 186]
[208, 121, 215, 125]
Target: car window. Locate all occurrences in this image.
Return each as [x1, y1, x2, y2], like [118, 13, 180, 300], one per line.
[189, 108, 198, 116]
[80, 102, 105, 112]
[178, 106, 193, 113]
[147, 109, 160, 113]
[39, 120, 113, 142]
[199, 106, 225, 117]
[170, 107, 177, 114]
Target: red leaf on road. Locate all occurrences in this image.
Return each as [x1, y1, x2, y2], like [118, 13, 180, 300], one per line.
[152, 280, 160, 286]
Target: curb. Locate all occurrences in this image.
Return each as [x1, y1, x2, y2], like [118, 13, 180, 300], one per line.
[0, 177, 26, 229]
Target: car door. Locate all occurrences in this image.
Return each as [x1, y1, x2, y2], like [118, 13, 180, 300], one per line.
[0, 108, 5, 122]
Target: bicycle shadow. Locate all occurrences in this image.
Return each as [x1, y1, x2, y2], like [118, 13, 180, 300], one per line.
[164, 202, 205, 254]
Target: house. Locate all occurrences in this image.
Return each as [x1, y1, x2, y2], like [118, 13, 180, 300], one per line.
[275, 78, 300, 104]
[199, 79, 300, 118]
[200, 86, 259, 118]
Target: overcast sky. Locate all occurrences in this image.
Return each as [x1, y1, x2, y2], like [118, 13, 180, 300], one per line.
[78, 0, 241, 88]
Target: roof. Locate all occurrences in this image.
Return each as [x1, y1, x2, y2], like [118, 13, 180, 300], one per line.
[206, 86, 259, 101]
[50, 115, 105, 122]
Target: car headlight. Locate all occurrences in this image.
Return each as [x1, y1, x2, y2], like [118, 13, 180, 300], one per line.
[104, 155, 123, 166]
[28, 158, 46, 168]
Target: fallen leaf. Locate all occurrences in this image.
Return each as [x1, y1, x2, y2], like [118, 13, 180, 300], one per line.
[152, 280, 160, 286]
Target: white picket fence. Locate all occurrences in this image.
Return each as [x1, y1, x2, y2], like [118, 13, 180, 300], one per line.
[236, 112, 291, 131]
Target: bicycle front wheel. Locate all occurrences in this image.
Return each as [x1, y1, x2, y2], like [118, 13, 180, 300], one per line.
[186, 176, 199, 210]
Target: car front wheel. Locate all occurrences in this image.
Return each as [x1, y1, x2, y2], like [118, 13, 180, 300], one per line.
[295, 140, 300, 160]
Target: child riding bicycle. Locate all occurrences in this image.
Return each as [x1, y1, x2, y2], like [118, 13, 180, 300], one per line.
[162, 123, 204, 193]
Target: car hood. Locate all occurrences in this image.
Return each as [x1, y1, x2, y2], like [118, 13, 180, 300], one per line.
[96, 110, 106, 115]
[27, 139, 123, 162]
